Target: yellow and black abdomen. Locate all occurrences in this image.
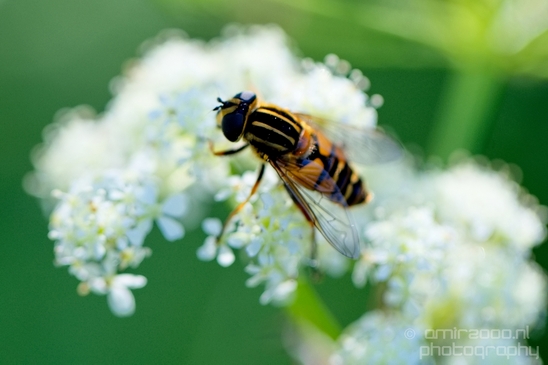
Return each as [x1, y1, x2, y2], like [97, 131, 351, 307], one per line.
[244, 106, 303, 156]
[308, 131, 368, 206]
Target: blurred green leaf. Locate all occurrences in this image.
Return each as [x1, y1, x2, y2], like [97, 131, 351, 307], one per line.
[286, 278, 342, 340]
[267, 0, 548, 78]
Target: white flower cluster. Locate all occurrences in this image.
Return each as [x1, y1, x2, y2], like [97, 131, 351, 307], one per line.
[330, 311, 430, 365]
[330, 310, 541, 365]
[328, 159, 547, 364]
[27, 24, 547, 364]
[27, 25, 377, 315]
[199, 168, 311, 305]
[48, 167, 190, 316]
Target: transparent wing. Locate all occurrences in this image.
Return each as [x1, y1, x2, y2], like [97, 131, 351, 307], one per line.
[294, 113, 403, 165]
[270, 157, 360, 259]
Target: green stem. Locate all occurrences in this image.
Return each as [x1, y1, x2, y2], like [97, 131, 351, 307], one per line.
[427, 69, 506, 160]
[285, 278, 342, 340]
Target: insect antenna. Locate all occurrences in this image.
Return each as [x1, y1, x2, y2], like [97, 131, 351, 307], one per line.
[212, 97, 225, 111]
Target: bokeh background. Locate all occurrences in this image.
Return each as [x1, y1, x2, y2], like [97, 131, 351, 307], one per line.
[1, 0, 547, 363]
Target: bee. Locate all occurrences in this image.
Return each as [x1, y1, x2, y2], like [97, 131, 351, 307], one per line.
[210, 91, 401, 259]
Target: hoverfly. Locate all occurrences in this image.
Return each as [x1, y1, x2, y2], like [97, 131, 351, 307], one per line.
[210, 91, 401, 259]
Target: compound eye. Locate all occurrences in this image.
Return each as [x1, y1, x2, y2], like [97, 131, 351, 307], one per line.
[221, 112, 245, 142]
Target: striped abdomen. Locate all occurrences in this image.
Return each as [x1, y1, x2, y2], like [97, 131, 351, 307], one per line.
[244, 106, 303, 156]
[305, 130, 368, 206]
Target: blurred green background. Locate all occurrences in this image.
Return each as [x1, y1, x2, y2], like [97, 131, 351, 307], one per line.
[1, 0, 547, 363]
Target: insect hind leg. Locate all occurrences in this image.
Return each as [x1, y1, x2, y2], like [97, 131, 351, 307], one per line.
[216, 163, 265, 243]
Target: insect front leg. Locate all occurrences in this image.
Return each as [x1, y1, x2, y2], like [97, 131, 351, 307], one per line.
[216, 163, 265, 243]
[208, 140, 249, 156]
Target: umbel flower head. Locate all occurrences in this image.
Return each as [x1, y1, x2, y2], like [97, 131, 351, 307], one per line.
[26, 24, 381, 315]
[26, 24, 546, 363]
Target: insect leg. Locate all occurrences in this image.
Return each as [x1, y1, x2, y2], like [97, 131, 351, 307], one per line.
[216, 163, 265, 243]
[208, 140, 249, 156]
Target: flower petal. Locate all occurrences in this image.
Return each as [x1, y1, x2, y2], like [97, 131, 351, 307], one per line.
[197, 236, 217, 261]
[108, 286, 136, 317]
[217, 245, 235, 267]
[114, 274, 147, 289]
[157, 216, 185, 241]
[202, 217, 222, 236]
[161, 193, 188, 217]
[245, 237, 262, 257]
[135, 183, 157, 206]
[126, 219, 153, 246]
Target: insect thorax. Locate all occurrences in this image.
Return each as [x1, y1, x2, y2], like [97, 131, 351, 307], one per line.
[244, 107, 304, 156]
